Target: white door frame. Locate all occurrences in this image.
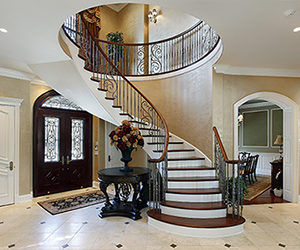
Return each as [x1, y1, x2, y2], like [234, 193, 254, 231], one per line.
[0, 96, 23, 204]
[234, 92, 299, 203]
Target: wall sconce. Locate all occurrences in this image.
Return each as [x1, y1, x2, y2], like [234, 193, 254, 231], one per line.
[274, 135, 283, 161]
[238, 114, 243, 126]
[148, 9, 158, 23]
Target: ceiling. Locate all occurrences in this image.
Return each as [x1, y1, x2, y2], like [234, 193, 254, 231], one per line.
[0, 0, 300, 79]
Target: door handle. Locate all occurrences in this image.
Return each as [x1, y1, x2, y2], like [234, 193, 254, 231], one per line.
[66, 155, 70, 165]
[7, 161, 13, 171]
[61, 156, 65, 165]
[108, 155, 111, 162]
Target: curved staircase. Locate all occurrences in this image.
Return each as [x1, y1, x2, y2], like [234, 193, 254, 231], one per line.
[60, 11, 245, 237]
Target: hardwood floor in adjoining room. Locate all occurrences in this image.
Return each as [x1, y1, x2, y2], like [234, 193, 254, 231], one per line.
[243, 188, 289, 205]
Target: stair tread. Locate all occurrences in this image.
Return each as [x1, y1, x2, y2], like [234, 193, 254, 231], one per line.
[166, 188, 221, 194]
[168, 157, 205, 161]
[168, 166, 214, 171]
[168, 176, 219, 181]
[161, 201, 226, 210]
[154, 149, 195, 153]
[147, 211, 245, 228]
[148, 141, 183, 145]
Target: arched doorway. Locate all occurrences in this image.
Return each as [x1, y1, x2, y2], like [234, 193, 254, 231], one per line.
[234, 92, 299, 202]
[33, 90, 92, 197]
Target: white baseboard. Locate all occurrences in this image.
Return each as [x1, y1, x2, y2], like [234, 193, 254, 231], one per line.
[93, 181, 99, 189]
[15, 192, 32, 204]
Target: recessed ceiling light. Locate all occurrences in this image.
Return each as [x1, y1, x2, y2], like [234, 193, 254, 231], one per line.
[0, 28, 8, 33]
[293, 27, 300, 33]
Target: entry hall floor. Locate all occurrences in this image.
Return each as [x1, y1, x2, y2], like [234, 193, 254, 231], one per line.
[0, 190, 300, 250]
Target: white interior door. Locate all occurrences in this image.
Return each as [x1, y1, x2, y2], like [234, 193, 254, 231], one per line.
[0, 105, 15, 206]
[106, 122, 121, 168]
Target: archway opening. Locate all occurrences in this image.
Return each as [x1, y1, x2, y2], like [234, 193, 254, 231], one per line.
[234, 92, 299, 203]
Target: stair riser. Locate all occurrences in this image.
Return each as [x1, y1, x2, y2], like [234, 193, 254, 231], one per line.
[161, 206, 227, 219]
[168, 181, 219, 189]
[168, 144, 184, 150]
[168, 160, 205, 167]
[168, 169, 216, 178]
[167, 151, 195, 158]
[148, 217, 244, 238]
[166, 193, 222, 203]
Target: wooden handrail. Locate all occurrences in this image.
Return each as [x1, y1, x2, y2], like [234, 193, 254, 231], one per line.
[213, 126, 242, 164]
[78, 13, 169, 163]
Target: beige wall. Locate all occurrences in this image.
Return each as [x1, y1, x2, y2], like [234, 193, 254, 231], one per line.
[0, 76, 51, 196]
[213, 71, 300, 160]
[148, 5, 199, 42]
[0, 76, 30, 195]
[99, 4, 199, 43]
[133, 64, 214, 159]
[119, 4, 144, 43]
[99, 6, 119, 40]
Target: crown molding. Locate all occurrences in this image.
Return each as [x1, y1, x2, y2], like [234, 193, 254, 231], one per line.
[214, 64, 300, 78]
[0, 67, 35, 81]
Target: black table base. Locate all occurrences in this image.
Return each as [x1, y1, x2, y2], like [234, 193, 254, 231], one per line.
[97, 167, 150, 220]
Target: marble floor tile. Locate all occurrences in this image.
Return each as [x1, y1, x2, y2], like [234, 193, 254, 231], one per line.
[0, 190, 300, 250]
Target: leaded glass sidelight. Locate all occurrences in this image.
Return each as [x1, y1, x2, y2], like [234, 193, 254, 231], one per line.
[72, 119, 84, 160]
[44, 117, 60, 162]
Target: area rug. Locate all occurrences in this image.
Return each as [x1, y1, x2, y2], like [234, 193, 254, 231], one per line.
[38, 190, 107, 215]
[244, 176, 271, 201]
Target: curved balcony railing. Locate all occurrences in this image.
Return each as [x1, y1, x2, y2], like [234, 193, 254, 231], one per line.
[64, 16, 220, 77]
[94, 21, 219, 76]
[63, 14, 169, 213]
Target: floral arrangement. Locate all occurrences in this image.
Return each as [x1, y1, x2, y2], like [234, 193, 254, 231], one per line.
[109, 120, 144, 151]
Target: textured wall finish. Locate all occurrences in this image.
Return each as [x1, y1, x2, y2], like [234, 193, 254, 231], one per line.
[148, 5, 199, 42]
[0, 76, 31, 196]
[134, 64, 213, 159]
[213, 72, 300, 160]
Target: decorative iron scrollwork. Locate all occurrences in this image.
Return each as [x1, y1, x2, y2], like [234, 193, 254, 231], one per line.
[150, 44, 162, 74]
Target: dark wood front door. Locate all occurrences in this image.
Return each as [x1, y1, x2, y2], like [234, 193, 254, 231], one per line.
[33, 91, 92, 197]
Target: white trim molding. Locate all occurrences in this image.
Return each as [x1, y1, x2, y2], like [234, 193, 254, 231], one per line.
[15, 192, 33, 204]
[0, 67, 35, 81]
[214, 64, 300, 78]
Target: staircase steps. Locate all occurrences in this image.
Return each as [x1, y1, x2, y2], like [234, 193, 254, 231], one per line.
[120, 112, 133, 119]
[168, 166, 212, 171]
[112, 105, 122, 109]
[161, 201, 226, 210]
[147, 211, 245, 229]
[168, 176, 219, 181]
[168, 157, 205, 161]
[154, 149, 195, 153]
[167, 188, 221, 194]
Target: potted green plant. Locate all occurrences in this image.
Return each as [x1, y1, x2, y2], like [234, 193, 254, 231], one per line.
[106, 31, 124, 69]
[226, 177, 249, 205]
